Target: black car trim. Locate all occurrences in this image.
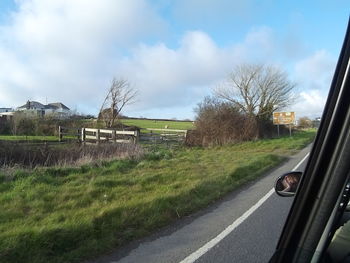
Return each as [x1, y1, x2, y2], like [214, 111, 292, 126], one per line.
[270, 18, 350, 263]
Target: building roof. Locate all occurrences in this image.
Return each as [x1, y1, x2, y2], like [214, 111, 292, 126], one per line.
[18, 101, 70, 110]
[18, 101, 45, 109]
[47, 102, 70, 110]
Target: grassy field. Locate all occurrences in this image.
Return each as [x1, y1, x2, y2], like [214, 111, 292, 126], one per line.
[0, 119, 193, 141]
[0, 135, 59, 141]
[0, 130, 316, 263]
[121, 118, 194, 130]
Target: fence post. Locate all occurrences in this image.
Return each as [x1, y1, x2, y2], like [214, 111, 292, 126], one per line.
[58, 126, 63, 142]
[81, 128, 86, 143]
[133, 130, 140, 144]
[150, 129, 155, 144]
[112, 130, 116, 143]
[96, 129, 100, 144]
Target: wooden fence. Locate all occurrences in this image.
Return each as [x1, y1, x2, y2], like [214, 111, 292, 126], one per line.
[140, 128, 187, 145]
[82, 128, 139, 144]
[58, 126, 81, 142]
[58, 126, 187, 145]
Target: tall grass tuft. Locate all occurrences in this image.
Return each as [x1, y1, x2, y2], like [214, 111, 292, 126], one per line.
[0, 142, 144, 168]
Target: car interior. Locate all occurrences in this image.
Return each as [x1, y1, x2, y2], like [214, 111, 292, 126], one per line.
[324, 181, 350, 262]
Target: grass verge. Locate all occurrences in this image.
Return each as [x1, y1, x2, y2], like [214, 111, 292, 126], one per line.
[0, 135, 59, 142]
[0, 130, 316, 263]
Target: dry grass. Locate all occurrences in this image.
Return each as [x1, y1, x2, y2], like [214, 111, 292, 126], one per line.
[0, 142, 144, 168]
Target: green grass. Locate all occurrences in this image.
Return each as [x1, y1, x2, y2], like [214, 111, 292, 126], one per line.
[0, 130, 316, 263]
[120, 119, 194, 130]
[0, 135, 59, 141]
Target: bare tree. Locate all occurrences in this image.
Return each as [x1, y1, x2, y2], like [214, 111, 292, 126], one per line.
[214, 64, 296, 120]
[99, 78, 137, 128]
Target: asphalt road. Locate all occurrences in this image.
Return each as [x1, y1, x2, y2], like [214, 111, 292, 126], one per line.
[90, 145, 311, 263]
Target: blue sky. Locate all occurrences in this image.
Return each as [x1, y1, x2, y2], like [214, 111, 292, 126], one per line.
[0, 0, 348, 119]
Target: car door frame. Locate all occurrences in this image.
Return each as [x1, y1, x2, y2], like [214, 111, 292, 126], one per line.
[270, 19, 350, 263]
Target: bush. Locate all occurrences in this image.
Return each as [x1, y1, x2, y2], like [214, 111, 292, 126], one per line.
[0, 118, 11, 134]
[17, 118, 36, 135]
[256, 119, 290, 138]
[6, 113, 99, 136]
[298, 117, 313, 129]
[186, 96, 291, 146]
[187, 97, 258, 146]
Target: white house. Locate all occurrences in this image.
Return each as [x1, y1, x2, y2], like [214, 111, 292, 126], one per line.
[45, 103, 71, 115]
[0, 107, 13, 113]
[17, 100, 71, 118]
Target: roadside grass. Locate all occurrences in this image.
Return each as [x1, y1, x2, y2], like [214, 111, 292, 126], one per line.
[120, 119, 194, 130]
[0, 130, 316, 263]
[0, 142, 143, 168]
[0, 135, 59, 141]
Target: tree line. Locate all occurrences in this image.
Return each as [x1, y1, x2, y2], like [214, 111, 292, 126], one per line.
[188, 63, 297, 146]
[0, 62, 305, 144]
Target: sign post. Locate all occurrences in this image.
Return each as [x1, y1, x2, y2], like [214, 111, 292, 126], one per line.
[273, 112, 295, 137]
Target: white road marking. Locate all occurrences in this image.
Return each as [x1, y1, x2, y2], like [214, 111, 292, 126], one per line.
[292, 152, 309, 171]
[179, 152, 310, 263]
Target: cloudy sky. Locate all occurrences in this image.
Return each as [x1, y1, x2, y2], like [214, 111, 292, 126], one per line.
[0, 0, 348, 119]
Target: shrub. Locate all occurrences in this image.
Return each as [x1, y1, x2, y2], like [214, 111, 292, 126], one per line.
[6, 113, 100, 136]
[298, 117, 313, 129]
[187, 97, 257, 146]
[0, 118, 11, 134]
[256, 119, 290, 138]
[187, 96, 291, 146]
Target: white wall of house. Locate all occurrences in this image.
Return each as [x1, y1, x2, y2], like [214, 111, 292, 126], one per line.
[45, 108, 70, 116]
[0, 108, 13, 113]
[44, 109, 55, 114]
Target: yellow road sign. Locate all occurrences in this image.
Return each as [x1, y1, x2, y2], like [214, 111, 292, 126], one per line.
[273, 112, 295, 125]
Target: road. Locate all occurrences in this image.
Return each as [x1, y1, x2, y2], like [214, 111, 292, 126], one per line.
[90, 145, 311, 263]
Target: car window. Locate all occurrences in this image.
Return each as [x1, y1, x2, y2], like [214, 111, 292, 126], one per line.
[0, 2, 349, 263]
[271, 18, 350, 263]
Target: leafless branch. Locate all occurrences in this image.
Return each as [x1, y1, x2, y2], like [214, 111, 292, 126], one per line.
[98, 78, 138, 128]
[214, 64, 295, 120]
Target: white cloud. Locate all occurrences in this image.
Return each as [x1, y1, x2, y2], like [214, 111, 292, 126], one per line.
[292, 89, 328, 119]
[0, 0, 165, 111]
[115, 27, 288, 114]
[115, 31, 229, 111]
[10, 0, 164, 52]
[231, 26, 276, 63]
[294, 50, 335, 90]
[290, 50, 336, 119]
[0, 1, 338, 119]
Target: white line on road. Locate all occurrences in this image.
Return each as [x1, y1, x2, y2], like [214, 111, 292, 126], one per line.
[179, 152, 310, 263]
[292, 152, 309, 171]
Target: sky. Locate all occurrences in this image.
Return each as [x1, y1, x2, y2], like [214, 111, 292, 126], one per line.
[0, 0, 348, 120]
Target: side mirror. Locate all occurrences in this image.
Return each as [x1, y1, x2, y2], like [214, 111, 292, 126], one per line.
[274, 171, 302, 197]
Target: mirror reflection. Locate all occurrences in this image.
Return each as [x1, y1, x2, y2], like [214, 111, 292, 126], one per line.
[275, 171, 302, 197]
